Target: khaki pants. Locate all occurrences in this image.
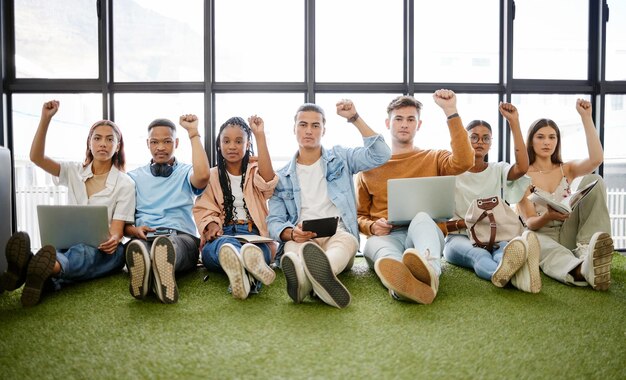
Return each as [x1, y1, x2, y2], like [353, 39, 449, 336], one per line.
[283, 229, 358, 275]
[534, 174, 611, 285]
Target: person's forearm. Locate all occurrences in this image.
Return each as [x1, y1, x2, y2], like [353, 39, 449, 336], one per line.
[254, 133, 275, 181]
[30, 115, 52, 164]
[447, 116, 474, 170]
[509, 119, 529, 178]
[189, 132, 211, 184]
[581, 114, 604, 166]
[351, 115, 377, 138]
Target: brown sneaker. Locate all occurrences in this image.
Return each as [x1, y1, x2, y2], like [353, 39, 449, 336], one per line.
[374, 257, 435, 304]
[402, 248, 439, 293]
[21, 246, 57, 307]
[1, 232, 33, 292]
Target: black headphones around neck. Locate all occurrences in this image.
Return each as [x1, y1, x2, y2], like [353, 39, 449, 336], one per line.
[150, 158, 176, 177]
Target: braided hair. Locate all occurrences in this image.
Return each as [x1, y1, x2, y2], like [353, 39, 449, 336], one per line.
[216, 117, 255, 225]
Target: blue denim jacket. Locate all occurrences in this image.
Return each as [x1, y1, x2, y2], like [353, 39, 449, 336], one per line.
[267, 134, 391, 248]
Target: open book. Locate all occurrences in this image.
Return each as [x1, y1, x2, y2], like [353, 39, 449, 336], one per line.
[233, 234, 274, 244]
[527, 179, 598, 214]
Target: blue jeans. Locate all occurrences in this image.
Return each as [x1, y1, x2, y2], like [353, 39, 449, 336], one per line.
[363, 212, 444, 277]
[54, 243, 125, 287]
[201, 224, 271, 273]
[443, 234, 506, 281]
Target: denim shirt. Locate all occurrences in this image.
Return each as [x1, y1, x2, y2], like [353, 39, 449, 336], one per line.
[267, 134, 391, 248]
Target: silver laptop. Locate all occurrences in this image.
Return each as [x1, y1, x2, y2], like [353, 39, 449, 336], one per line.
[37, 205, 110, 250]
[387, 176, 456, 225]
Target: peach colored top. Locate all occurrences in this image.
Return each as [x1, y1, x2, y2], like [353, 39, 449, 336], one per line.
[193, 159, 278, 245]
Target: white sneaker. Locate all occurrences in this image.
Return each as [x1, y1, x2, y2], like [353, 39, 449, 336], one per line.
[581, 232, 614, 290]
[151, 236, 178, 304]
[402, 248, 439, 294]
[280, 251, 312, 303]
[510, 233, 542, 293]
[492, 238, 527, 288]
[300, 242, 351, 309]
[126, 240, 151, 300]
[374, 257, 435, 304]
[523, 231, 542, 293]
[241, 243, 275, 286]
[218, 243, 250, 300]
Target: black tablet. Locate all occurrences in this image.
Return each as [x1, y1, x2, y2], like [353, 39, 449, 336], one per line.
[302, 216, 339, 238]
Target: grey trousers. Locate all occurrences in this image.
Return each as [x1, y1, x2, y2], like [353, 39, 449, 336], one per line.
[533, 174, 611, 285]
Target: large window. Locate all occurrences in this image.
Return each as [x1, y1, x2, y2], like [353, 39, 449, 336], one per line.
[113, 0, 204, 82]
[215, 0, 304, 82]
[14, 0, 98, 78]
[414, 0, 500, 83]
[3, 0, 626, 249]
[606, 0, 626, 80]
[513, 0, 588, 80]
[316, 0, 403, 82]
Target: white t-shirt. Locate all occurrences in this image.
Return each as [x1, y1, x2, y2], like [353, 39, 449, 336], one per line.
[227, 172, 248, 221]
[296, 158, 340, 223]
[54, 161, 136, 224]
[453, 161, 530, 219]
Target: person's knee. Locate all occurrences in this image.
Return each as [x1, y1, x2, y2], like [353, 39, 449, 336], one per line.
[411, 211, 432, 225]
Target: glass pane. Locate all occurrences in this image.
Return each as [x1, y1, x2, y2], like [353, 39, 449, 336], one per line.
[606, 1, 626, 80]
[510, 94, 590, 163]
[413, 93, 499, 159]
[316, 0, 403, 82]
[215, 94, 304, 169]
[414, 0, 500, 83]
[513, 0, 588, 80]
[314, 93, 397, 151]
[114, 94, 205, 171]
[113, 0, 204, 81]
[603, 95, 626, 248]
[14, 0, 98, 78]
[12, 94, 102, 248]
[214, 0, 304, 82]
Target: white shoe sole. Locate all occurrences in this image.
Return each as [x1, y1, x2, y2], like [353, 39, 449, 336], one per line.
[241, 243, 275, 286]
[523, 231, 542, 293]
[219, 243, 250, 300]
[586, 232, 614, 291]
[151, 236, 178, 304]
[492, 239, 527, 288]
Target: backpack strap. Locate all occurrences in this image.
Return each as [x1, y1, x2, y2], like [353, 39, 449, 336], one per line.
[469, 210, 497, 252]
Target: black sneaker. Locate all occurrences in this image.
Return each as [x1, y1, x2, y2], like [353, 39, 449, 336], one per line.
[1, 232, 33, 292]
[300, 242, 351, 309]
[150, 236, 178, 304]
[21, 246, 57, 307]
[126, 240, 151, 300]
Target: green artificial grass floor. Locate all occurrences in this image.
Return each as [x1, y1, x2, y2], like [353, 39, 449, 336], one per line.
[1, 254, 625, 379]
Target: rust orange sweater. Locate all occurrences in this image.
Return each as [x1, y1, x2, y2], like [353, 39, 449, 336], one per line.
[356, 117, 474, 235]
